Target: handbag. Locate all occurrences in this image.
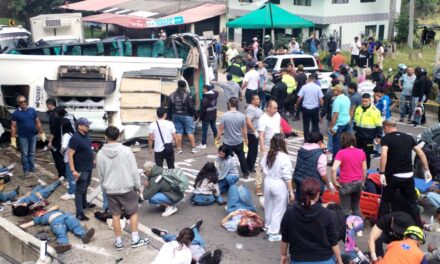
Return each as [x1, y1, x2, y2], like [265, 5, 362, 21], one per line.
[156, 121, 173, 154]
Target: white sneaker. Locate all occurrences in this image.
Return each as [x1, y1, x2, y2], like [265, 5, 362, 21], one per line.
[191, 147, 199, 153]
[59, 176, 65, 182]
[6, 163, 15, 171]
[268, 234, 282, 242]
[356, 230, 363, 237]
[37, 179, 46, 186]
[197, 144, 207, 149]
[60, 193, 75, 201]
[162, 206, 178, 217]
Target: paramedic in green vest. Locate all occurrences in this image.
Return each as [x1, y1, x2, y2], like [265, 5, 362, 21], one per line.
[281, 68, 297, 116]
[227, 57, 246, 101]
[142, 161, 184, 218]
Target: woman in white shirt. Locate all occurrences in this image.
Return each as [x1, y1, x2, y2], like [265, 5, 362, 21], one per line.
[152, 228, 194, 264]
[260, 133, 294, 242]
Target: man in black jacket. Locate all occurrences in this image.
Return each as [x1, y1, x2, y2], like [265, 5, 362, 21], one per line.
[411, 67, 428, 125]
[167, 80, 198, 154]
[198, 85, 218, 149]
[46, 98, 65, 178]
[270, 72, 288, 117]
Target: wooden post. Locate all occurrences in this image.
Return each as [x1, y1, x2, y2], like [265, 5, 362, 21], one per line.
[407, 0, 414, 49]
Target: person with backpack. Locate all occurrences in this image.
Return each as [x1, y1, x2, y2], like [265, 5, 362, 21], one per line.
[167, 80, 199, 154]
[59, 108, 76, 201]
[198, 85, 218, 149]
[149, 107, 177, 169]
[192, 162, 224, 206]
[142, 161, 188, 217]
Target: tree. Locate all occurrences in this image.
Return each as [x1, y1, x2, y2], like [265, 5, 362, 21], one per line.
[408, 0, 415, 49]
[395, 11, 419, 44]
[7, 0, 82, 28]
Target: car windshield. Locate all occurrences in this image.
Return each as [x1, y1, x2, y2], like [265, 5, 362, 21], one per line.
[0, 33, 31, 52]
[281, 58, 316, 68]
[264, 58, 278, 71]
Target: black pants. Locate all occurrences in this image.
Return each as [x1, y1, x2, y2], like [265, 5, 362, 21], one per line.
[50, 149, 66, 178]
[302, 107, 320, 140]
[375, 234, 394, 257]
[154, 150, 175, 169]
[284, 93, 296, 115]
[379, 176, 421, 226]
[224, 142, 248, 175]
[350, 55, 359, 67]
[356, 137, 374, 169]
[246, 133, 259, 171]
[245, 89, 258, 104]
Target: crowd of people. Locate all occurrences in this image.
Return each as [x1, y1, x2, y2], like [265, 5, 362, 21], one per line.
[2, 32, 440, 264]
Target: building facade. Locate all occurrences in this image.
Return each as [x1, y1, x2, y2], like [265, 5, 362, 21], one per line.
[228, 0, 401, 48]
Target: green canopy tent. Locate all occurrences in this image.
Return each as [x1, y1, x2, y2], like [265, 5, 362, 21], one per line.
[227, 2, 314, 51]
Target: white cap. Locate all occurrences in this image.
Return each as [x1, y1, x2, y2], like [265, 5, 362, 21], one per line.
[253, 37, 257, 41]
[264, 35, 270, 39]
[336, 48, 341, 53]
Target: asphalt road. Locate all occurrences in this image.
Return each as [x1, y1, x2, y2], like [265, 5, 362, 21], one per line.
[130, 83, 438, 263]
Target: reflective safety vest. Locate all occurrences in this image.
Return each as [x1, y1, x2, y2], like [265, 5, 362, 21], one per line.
[353, 105, 382, 139]
[282, 74, 297, 94]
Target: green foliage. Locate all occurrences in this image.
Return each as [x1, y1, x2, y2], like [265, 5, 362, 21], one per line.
[395, 11, 419, 43]
[7, 0, 65, 27]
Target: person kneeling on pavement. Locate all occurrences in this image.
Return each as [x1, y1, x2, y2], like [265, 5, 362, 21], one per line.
[215, 145, 239, 194]
[19, 205, 95, 253]
[142, 161, 187, 217]
[192, 162, 225, 206]
[152, 219, 223, 264]
[12, 178, 63, 216]
[221, 185, 264, 236]
[375, 226, 427, 264]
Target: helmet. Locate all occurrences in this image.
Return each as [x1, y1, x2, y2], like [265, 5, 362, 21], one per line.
[339, 64, 349, 74]
[313, 52, 319, 58]
[272, 71, 282, 83]
[415, 188, 420, 199]
[404, 226, 425, 244]
[415, 67, 422, 76]
[398, 63, 407, 73]
[420, 67, 427, 76]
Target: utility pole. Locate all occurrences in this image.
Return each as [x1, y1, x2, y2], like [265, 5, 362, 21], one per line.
[407, 0, 414, 49]
[388, 0, 396, 41]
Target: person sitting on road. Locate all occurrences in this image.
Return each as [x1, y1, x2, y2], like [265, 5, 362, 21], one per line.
[376, 226, 427, 264]
[152, 227, 195, 264]
[19, 205, 95, 253]
[215, 145, 239, 194]
[12, 178, 63, 216]
[151, 219, 223, 264]
[142, 161, 184, 217]
[221, 185, 264, 237]
[192, 162, 224, 206]
[0, 174, 19, 202]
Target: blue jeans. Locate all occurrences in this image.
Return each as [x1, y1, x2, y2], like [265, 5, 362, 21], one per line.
[149, 192, 174, 205]
[18, 135, 36, 173]
[65, 165, 76, 195]
[102, 192, 109, 211]
[18, 181, 61, 204]
[400, 94, 412, 118]
[332, 124, 350, 162]
[0, 190, 18, 202]
[427, 192, 440, 208]
[50, 214, 85, 245]
[291, 257, 335, 264]
[226, 185, 256, 214]
[326, 121, 333, 151]
[75, 170, 92, 217]
[173, 115, 194, 134]
[201, 120, 218, 145]
[162, 227, 205, 248]
[191, 193, 224, 206]
[218, 175, 239, 194]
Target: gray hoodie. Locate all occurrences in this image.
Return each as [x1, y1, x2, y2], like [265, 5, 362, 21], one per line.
[96, 143, 141, 194]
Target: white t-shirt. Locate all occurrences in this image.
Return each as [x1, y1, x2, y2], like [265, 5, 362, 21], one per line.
[243, 69, 260, 90]
[258, 112, 281, 146]
[351, 41, 361, 55]
[358, 81, 376, 99]
[152, 241, 192, 264]
[61, 133, 72, 163]
[149, 120, 176, 152]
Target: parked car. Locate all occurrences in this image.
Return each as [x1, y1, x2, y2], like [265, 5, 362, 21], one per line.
[263, 54, 332, 93]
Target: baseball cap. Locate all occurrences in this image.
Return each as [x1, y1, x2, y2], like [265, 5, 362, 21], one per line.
[75, 117, 92, 127]
[264, 35, 270, 39]
[336, 48, 341, 53]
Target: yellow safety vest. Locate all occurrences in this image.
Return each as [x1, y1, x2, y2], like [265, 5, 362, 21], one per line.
[282, 74, 297, 94]
[354, 105, 382, 129]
